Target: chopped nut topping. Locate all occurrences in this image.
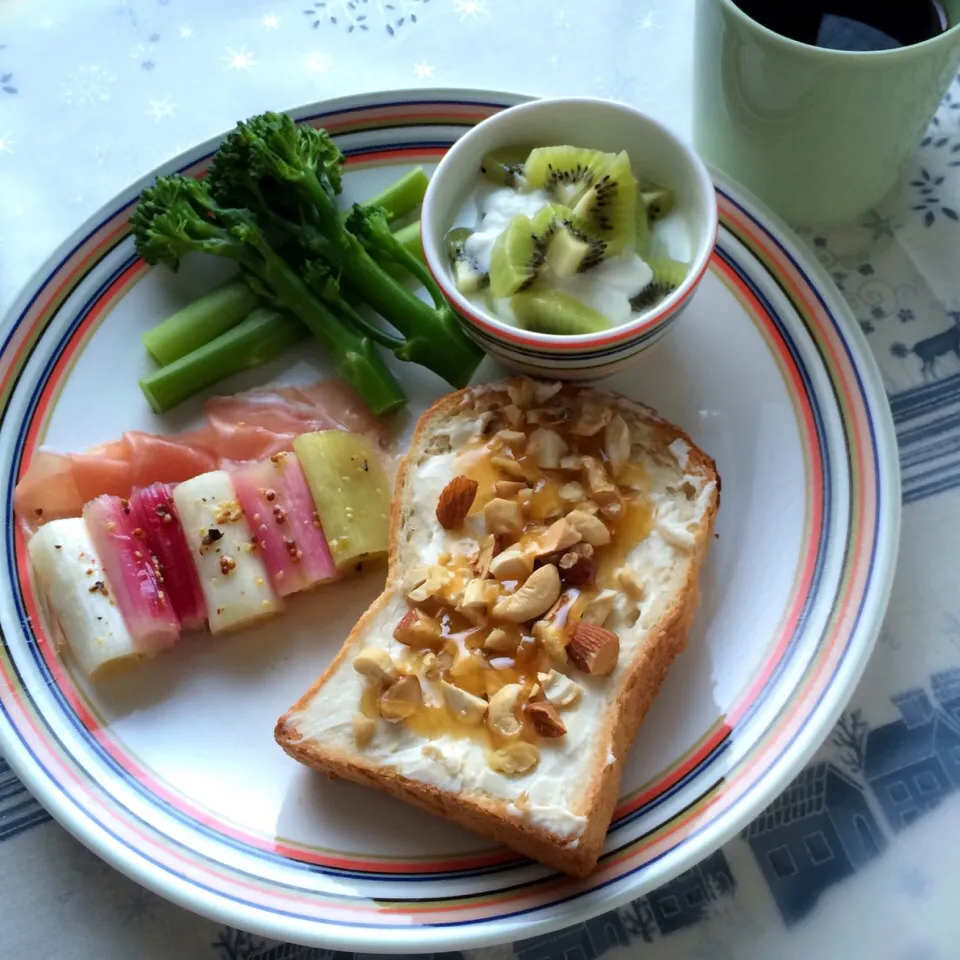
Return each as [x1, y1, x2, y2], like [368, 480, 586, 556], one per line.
[538, 669, 582, 707]
[581, 588, 618, 626]
[483, 497, 524, 538]
[616, 566, 645, 600]
[567, 622, 620, 675]
[558, 546, 597, 586]
[393, 609, 442, 649]
[484, 626, 520, 654]
[379, 675, 423, 722]
[493, 479, 526, 498]
[488, 683, 524, 737]
[353, 647, 397, 685]
[353, 713, 376, 748]
[435, 475, 479, 530]
[492, 564, 561, 623]
[528, 428, 568, 469]
[488, 547, 534, 583]
[531, 517, 582, 558]
[489, 741, 539, 775]
[525, 701, 567, 738]
[441, 681, 487, 725]
[490, 454, 528, 480]
[533, 619, 568, 664]
[566, 509, 611, 546]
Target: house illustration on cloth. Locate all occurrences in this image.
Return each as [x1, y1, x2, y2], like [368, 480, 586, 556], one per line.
[644, 850, 735, 934]
[513, 910, 631, 960]
[742, 762, 886, 925]
[863, 687, 960, 832]
[513, 850, 737, 958]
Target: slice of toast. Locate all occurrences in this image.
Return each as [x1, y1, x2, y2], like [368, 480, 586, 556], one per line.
[275, 378, 719, 877]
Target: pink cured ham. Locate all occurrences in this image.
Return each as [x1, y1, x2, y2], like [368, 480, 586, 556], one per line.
[230, 453, 339, 597]
[82, 495, 180, 653]
[129, 484, 208, 631]
[14, 380, 390, 533]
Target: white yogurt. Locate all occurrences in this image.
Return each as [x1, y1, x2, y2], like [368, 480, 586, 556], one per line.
[455, 184, 680, 330]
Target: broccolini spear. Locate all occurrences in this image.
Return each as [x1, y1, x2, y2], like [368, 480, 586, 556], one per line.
[130, 174, 406, 416]
[206, 112, 482, 388]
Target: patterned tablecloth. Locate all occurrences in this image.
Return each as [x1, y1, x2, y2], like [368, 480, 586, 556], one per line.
[2, 2, 960, 958]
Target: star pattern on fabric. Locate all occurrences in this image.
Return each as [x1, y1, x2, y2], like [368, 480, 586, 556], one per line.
[223, 47, 256, 71]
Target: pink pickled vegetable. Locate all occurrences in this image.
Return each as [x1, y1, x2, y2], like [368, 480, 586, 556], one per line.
[82, 494, 180, 652]
[230, 452, 338, 596]
[129, 484, 208, 631]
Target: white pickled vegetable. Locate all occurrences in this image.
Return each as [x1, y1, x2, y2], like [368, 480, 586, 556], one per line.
[172, 470, 283, 633]
[27, 518, 139, 677]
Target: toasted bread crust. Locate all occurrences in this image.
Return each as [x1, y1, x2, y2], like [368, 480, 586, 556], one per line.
[275, 378, 719, 877]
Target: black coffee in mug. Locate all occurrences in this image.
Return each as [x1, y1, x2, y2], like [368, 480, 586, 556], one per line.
[732, 0, 950, 50]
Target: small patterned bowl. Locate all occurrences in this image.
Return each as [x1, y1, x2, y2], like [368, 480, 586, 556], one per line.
[421, 97, 718, 378]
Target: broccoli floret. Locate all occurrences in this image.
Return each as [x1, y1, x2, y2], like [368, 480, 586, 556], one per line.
[131, 175, 405, 416]
[207, 111, 483, 389]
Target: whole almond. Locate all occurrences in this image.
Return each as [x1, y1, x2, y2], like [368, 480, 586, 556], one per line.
[436, 475, 478, 529]
[525, 700, 567, 738]
[567, 621, 620, 675]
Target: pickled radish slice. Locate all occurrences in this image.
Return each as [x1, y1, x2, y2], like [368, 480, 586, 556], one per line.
[82, 495, 180, 652]
[129, 484, 207, 631]
[230, 453, 338, 596]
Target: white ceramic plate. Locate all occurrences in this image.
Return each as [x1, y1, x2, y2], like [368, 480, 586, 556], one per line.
[0, 90, 900, 953]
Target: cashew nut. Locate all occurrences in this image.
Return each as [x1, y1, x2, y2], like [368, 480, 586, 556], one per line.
[572, 403, 612, 437]
[531, 517, 582, 557]
[583, 457, 618, 503]
[378, 675, 422, 722]
[459, 577, 497, 623]
[489, 741, 540, 776]
[506, 380, 535, 408]
[352, 712, 377, 747]
[353, 647, 398, 684]
[493, 429, 527, 451]
[487, 682, 524, 737]
[484, 626, 520, 654]
[489, 547, 534, 582]
[492, 563, 561, 622]
[581, 588, 618, 626]
[566, 509, 612, 546]
[559, 481, 586, 502]
[484, 497, 524, 537]
[538, 669, 583, 708]
[604, 414, 631, 469]
[528, 428, 568, 469]
[441, 680, 488, 725]
[490, 455, 529, 481]
[533, 618, 568, 664]
[533, 380, 563, 404]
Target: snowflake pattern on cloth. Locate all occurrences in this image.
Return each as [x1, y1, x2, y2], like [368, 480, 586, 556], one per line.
[1, 4, 960, 960]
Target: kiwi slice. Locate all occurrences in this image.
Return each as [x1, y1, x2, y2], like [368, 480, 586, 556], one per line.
[648, 256, 689, 288]
[479, 146, 534, 188]
[635, 194, 652, 258]
[524, 146, 617, 207]
[528, 203, 606, 278]
[445, 226, 488, 295]
[489, 214, 546, 299]
[641, 186, 676, 222]
[629, 257, 690, 312]
[511, 290, 610, 335]
[571, 151, 637, 257]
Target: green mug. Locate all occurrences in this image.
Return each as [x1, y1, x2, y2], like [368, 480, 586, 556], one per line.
[694, 0, 960, 225]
